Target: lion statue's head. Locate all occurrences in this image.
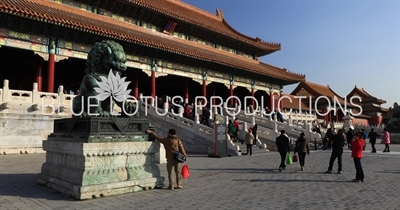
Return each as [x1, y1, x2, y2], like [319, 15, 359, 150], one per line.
[85, 40, 127, 75]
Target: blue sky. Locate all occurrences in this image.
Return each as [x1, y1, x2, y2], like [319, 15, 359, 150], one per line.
[183, 0, 399, 109]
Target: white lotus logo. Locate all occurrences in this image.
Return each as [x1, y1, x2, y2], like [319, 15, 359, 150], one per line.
[94, 69, 131, 102]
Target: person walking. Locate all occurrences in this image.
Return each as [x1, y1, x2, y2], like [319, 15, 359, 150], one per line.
[325, 129, 346, 174]
[276, 130, 290, 172]
[294, 132, 310, 171]
[233, 118, 242, 141]
[252, 124, 258, 145]
[245, 128, 255, 156]
[368, 128, 379, 153]
[382, 128, 391, 152]
[146, 129, 187, 190]
[200, 107, 210, 127]
[358, 129, 367, 151]
[351, 133, 365, 182]
[228, 120, 236, 141]
[346, 128, 354, 149]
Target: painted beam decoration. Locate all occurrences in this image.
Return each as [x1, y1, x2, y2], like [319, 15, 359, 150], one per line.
[0, 29, 48, 53]
[0, 27, 281, 91]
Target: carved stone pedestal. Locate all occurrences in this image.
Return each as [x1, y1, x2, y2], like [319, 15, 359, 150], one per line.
[37, 117, 164, 200]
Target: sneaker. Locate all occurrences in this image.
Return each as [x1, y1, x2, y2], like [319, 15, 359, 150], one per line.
[337, 171, 342, 174]
[325, 170, 332, 174]
[176, 185, 183, 189]
[301, 166, 304, 171]
[168, 186, 174, 190]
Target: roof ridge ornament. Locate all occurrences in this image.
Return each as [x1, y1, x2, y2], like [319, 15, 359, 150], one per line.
[216, 8, 224, 19]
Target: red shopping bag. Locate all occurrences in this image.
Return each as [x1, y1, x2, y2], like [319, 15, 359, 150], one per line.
[293, 154, 298, 162]
[181, 164, 190, 179]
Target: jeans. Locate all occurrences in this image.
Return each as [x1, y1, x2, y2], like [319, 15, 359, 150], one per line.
[246, 144, 252, 156]
[353, 158, 364, 180]
[166, 159, 181, 187]
[328, 151, 343, 171]
[298, 152, 306, 167]
[279, 151, 287, 168]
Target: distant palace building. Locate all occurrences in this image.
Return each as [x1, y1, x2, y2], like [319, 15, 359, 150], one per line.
[346, 86, 389, 125]
[282, 82, 389, 126]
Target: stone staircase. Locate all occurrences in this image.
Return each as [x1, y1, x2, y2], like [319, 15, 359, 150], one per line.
[212, 108, 324, 151]
[137, 100, 242, 158]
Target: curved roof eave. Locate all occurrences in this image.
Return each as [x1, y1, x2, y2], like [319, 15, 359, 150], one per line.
[0, 0, 304, 82]
[118, 0, 281, 53]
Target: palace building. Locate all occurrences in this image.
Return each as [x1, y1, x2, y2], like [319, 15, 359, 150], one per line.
[346, 86, 389, 125]
[281, 82, 390, 126]
[0, 0, 305, 110]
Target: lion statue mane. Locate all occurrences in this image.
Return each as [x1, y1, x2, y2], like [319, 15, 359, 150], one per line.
[72, 40, 136, 117]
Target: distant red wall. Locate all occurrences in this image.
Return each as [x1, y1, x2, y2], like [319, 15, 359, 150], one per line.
[352, 118, 369, 126]
[369, 116, 383, 126]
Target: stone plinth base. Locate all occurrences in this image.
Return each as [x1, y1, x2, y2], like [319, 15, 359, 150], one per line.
[37, 141, 165, 200]
[389, 133, 400, 144]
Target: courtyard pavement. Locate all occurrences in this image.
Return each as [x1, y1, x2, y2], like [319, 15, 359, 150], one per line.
[0, 143, 399, 210]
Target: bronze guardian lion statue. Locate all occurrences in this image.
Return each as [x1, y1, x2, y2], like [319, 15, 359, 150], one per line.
[72, 40, 136, 117]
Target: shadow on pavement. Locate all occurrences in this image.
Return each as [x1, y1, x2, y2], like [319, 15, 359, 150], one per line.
[233, 179, 352, 183]
[374, 170, 400, 174]
[190, 168, 278, 173]
[0, 173, 77, 201]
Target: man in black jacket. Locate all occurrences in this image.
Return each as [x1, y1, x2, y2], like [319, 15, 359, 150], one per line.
[368, 128, 379, 153]
[276, 130, 290, 172]
[325, 129, 346, 174]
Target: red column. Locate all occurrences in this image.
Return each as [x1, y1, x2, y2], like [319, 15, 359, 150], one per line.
[251, 88, 255, 109]
[327, 110, 331, 123]
[212, 84, 216, 105]
[134, 72, 139, 99]
[202, 80, 206, 98]
[269, 92, 273, 111]
[184, 79, 189, 102]
[47, 54, 55, 93]
[229, 85, 233, 106]
[280, 95, 284, 111]
[151, 71, 156, 98]
[35, 57, 43, 91]
[336, 111, 338, 122]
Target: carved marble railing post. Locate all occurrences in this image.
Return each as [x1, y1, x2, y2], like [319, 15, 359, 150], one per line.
[305, 123, 311, 140]
[178, 107, 183, 118]
[58, 85, 65, 106]
[194, 114, 200, 135]
[163, 101, 168, 113]
[32, 82, 39, 104]
[251, 116, 255, 127]
[2, 79, 10, 102]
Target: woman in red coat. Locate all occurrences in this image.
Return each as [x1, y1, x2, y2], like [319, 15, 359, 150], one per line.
[351, 133, 365, 182]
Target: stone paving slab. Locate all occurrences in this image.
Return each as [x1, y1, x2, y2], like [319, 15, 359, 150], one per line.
[0, 143, 399, 210]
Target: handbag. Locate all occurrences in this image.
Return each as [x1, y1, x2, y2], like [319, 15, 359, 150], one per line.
[293, 154, 298, 162]
[174, 151, 186, 163]
[174, 138, 186, 163]
[286, 153, 293, 165]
